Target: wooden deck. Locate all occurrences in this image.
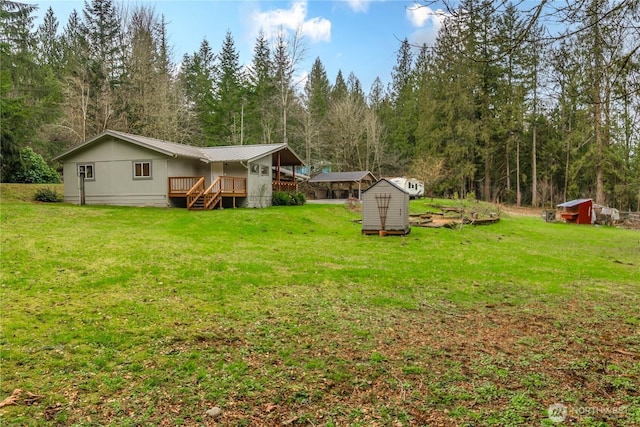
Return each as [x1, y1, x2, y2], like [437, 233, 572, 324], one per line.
[168, 176, 247, 210]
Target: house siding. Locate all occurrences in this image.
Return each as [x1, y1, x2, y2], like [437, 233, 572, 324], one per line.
[55, 131, 305, 209]
[61, 137, 171, 207]
[247, 156, 272, 208]
[362, 180, 410, 233]
[168, 158, 209, 183]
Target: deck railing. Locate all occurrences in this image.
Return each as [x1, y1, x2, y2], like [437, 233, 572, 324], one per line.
[169, 176, 204, 196]
[169, 176, 247, 199]
[220, 176, 247, 195]
[273, 181, 298, 192]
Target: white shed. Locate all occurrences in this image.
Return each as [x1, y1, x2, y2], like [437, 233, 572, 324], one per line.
[361, 178, 410, 236]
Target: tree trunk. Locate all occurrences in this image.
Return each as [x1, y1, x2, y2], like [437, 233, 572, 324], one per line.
[594, 98, 604, 204]
[532, 120, 538, 206]
[516, 134, 521, 206]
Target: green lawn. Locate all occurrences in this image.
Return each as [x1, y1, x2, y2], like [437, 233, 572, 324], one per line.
[1, 193, 639, 426]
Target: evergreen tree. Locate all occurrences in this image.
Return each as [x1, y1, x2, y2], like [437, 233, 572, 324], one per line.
[81, 0, 123, 134]
[0, 0, 38, 174]
[305, 57, 331, 118]
[246, 30, 276, 144]
[469, 0, 504, 202]
[494, 4, 527, 204]
[214, 30, 245, 145]
[152, 13, 191, 142]
[180, 39, 217, 145]
[368, 77, 385, 110]
[59, 9, 92, 142]
[414, 14, 478, 197]
[35, 7, 61, 70]
[550, 38, 591, 203]
[303, 57, 331, 169]
[386, 38, 417, 168]
[32, 6, 64, 157]
[1, 1, 62, 174]
[330, 70, 347, 102]
[120, 5, 164, 136]
[347, 72, 365, 104]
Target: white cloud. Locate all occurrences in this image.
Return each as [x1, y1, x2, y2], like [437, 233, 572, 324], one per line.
[346, 0, 373, 13]
[407, 4, 430, 27]
[407, 4, 446, 28]
[302, 16, 332, 42]
[409, 27, 439, 47]
[249, 0, 331, 43]
[406, 4, 447, 46]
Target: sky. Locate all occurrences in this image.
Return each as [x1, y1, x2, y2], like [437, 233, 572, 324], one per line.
[26, 0, 447, 92]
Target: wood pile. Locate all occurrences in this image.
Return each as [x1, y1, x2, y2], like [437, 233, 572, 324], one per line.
[409, 204, 500, 228]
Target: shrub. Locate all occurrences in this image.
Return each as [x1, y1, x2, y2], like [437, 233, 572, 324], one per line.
[272, 191, 291, 206]
[34, 187, 63, 203]
[3, 147, 61, 184]
[292, 192, 306, 205]
[272, 191, 306, 206]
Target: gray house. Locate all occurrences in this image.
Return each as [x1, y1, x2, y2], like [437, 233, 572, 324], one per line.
[361, 178, 410, 235]
[52, 130, 304, 209]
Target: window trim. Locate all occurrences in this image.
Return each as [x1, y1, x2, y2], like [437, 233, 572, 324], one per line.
[133, 161, 152, 180]
[77, 163, 95, 181]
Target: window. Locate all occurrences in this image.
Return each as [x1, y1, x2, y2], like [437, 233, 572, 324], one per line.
[133, 161, 152, 179]
[77, 164, 94, 180]
[250, 163, 259, 175]
[261, 165, 269, 176]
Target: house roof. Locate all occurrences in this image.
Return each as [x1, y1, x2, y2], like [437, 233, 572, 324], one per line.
[308, 171, 377, 183]
[274, 167, 310, 181]
[53, 130, 304, 165]
[557, 198, 592, 208]
[201, 144, 303, 165]
[52, 130, 207, 162]
[362, 178, 409, 195]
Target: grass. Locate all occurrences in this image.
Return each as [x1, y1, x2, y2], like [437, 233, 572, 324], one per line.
[0, 183, 64, 203]
[1, 187, 639, 426]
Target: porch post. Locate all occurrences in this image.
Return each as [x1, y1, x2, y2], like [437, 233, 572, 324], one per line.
[292, 164, 296, 191]
[79, 171, 86, 206]
[277, 152, 281, 190]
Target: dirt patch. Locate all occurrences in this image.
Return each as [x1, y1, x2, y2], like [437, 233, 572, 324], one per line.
[26, 298, 635, 426]
[204, 300, 639, 426]
[498, 204, 542, 217]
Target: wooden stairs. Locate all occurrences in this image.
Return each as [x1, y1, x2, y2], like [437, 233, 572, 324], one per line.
[168, 176, 247, 210]
[186, 177, 223, 210]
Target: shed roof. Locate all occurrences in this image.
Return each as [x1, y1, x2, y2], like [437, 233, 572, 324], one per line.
[308, 171, 377, 183]
[53, 130, 304, 166]
[362, 178, 409, 195]
[557, 198, 592, 208]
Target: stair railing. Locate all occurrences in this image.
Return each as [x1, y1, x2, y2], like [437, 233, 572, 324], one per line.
[186, 177, 205, 209]
[204, 176, 222, 209]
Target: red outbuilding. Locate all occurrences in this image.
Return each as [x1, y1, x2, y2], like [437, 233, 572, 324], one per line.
[557, 199, 594, 224]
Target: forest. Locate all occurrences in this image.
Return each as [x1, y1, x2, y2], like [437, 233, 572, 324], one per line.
[1, 0, 639, 209]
